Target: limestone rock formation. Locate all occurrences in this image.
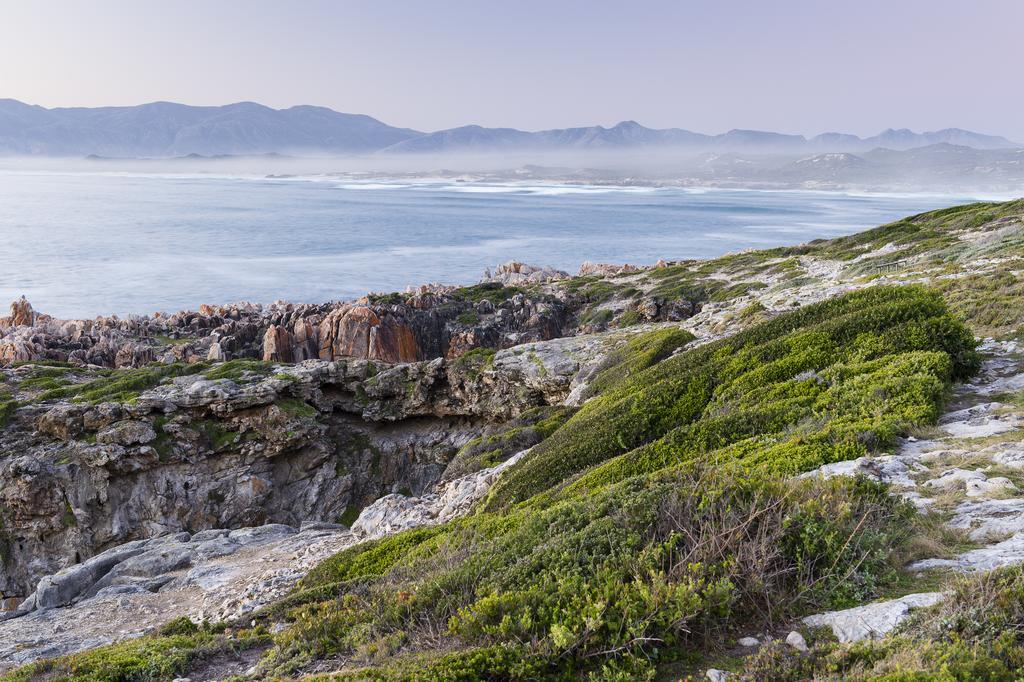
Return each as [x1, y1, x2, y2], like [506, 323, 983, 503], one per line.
[0, 327, 616, 603]
[577, 261, 640, 277]
[482, 261, 568, 285]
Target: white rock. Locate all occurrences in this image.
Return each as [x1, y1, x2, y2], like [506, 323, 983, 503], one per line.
[737, 636, 760, 647]
[800, 454, 920, 488]
[706, 669, 729, 682]
[899, 490, 934, 510]
[802, 592, 944, 643]
[946, 498, 1024, 541]
[923, 468, 987, 490]
[785, 630, 808, 652]
[910, 532, 1024, 572]
[939, 402, 1004, 422]
[938, 404, 1020, 438]
[900, 438, 946, 458]
[352, 449, 530, 538]
[966, 476, 1017, 498]
[992, 447, 1024, 468]
[943, 418, 1018, 439]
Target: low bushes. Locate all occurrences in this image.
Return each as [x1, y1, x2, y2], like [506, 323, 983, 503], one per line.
[485, 286, 978, 509]
[441, 406, 573, 481]
[580, 327, 694, 399]
[26, 359, 275, 405]
[255, 463, 919, 679]
[232, 284, 974, 679]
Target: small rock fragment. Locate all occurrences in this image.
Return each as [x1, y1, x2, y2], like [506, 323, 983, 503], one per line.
[785, 630, 808, 652]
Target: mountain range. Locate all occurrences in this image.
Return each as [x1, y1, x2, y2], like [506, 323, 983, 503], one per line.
[0, 98, 1018, 157]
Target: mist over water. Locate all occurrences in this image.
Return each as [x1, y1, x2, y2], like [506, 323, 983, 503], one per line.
[0, 169, 984, 318]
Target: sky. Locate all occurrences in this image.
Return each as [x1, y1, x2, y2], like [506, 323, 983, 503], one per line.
[2, 0, 1023, 139]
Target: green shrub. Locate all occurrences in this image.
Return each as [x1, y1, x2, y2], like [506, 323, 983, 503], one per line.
[451, 346, 496, 380]
[257, 463, 917, 679]
[442, 406, 573, 481]
[451, 283, 525, 305]
[582, 327, 694, 399]
[275, 397, 318, 418]
[485, 286, 977, 509]
[302, 526, 446, 588]
[0, 389, 17, 430]
[202, 359, 275, 381]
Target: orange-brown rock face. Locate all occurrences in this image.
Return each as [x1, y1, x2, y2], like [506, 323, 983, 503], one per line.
[263, 318, 320, 363]
[445, 330, 480, 359]
[369, 316, 421, 363]
[291, 318, 319, 361]
[263, 324, 295, 363]
[320, 306, 375, 359]
[317, 306, 421, 363]
[8, 296, 35, 327]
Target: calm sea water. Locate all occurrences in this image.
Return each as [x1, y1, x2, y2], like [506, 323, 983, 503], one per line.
[0, 171, 984, 318]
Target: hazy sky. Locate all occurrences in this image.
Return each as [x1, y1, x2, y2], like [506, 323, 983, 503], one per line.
[3, 0, 1023, 138]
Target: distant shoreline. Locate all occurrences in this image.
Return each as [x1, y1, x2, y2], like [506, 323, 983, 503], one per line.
[0, 163, 1019, 199]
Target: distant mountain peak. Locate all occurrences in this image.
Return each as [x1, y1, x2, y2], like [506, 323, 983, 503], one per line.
[0, 99, 1017, 157]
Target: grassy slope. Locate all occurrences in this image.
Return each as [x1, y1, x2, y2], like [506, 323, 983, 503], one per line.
[5, 199, 1024, 681]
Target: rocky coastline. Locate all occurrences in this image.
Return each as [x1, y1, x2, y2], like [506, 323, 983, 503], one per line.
[6, 199, 1024, 679]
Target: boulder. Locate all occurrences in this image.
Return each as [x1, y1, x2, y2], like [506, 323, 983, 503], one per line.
[206, 342, 225, 362]
[85, 545, 193, 596]
[82, 403, 124, 431]
[483, 262, 568, 285]
[577, 262, 639, 277]
[36, 405, 87, 441]
[95, 420, 156, 446]
[803, 592, 945, 643]
[34, 541, 150, 608]
[227, 524, 297, 546]
[785, 630, 808, 652]
[318, 306, 421, 363]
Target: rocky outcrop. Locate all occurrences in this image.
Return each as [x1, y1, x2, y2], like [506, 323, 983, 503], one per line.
[2, 296, 37, 327]
[0, 283, 577, 370]
[2, 255, 715, 372]
[0, 329, 616, 603]
[577, 261, 640, 277]
[483, 261, 568, 285]
[317, 306, 422, 363]
[0, 448, 532, 667]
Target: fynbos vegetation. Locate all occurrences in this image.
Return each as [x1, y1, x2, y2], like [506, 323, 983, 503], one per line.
[7, 199, 1024, 680]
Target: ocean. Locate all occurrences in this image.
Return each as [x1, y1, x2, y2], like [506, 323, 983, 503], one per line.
[0, 170, 985, 318]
